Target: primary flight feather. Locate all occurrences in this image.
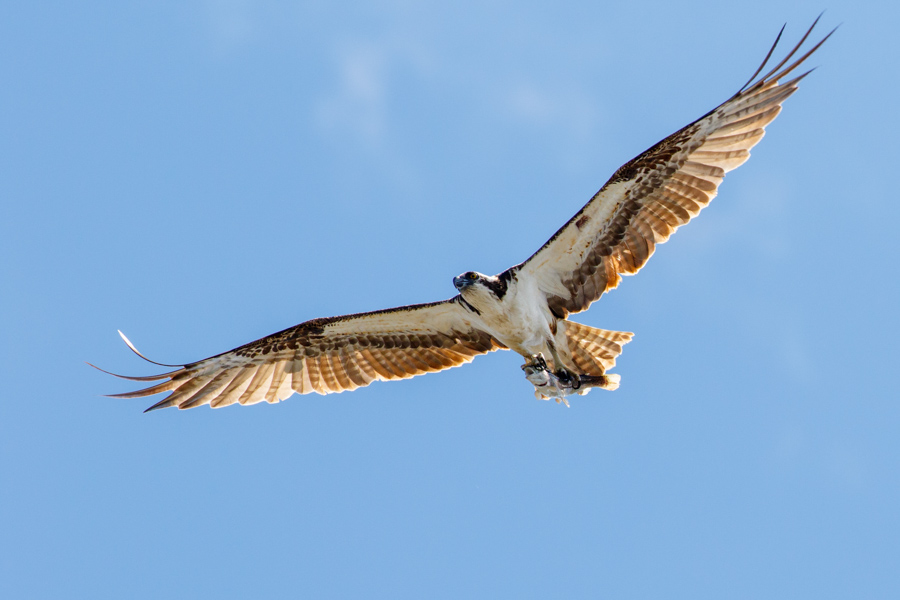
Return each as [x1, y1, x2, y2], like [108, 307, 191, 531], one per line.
[95, 19, 833, 411]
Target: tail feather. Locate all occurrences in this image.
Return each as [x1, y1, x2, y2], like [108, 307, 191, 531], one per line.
[603, 373, 621, 391]
[563, 321, 633, 388]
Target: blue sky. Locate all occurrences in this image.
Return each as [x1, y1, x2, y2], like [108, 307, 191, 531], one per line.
[2, 1, 898, 598]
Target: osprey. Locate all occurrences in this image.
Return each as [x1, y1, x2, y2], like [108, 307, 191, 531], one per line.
[96, 20, 832, 411]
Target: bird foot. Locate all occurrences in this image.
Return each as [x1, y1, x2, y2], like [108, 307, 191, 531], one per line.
[521, 354, 587, 406]
[554, 368, 581, 389]
[521, 354, 548, 375]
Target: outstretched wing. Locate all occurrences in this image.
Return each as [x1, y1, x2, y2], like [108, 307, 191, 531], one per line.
[516, 19, 833, 318]
[98, 297, 504, 411]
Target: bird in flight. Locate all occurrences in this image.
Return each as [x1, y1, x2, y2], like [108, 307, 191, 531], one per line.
[96, 19, 833, 411]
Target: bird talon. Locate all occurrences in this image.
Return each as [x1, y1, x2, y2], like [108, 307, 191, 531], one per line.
[521, 354, 548, 372]
[554, 368, 580, 390]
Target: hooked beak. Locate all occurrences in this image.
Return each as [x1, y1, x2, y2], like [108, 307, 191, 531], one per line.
[453, 276, 470, 290]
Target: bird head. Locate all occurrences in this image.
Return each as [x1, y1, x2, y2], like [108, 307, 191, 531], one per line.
[453, 271, 510, 303]
[453, 271, 483, 291]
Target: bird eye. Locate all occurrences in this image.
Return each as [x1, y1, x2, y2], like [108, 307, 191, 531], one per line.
[468, 272, 478, 280]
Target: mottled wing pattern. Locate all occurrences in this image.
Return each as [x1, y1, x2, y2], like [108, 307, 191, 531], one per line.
[517, 20, 833, 317]
[563, 322, 634, 377]
[101, 298, 503, 411]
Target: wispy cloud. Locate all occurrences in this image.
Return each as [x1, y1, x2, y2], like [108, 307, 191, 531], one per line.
[201, 0, 258, 52]
[314, 43, 392, 144]
[502, 80, 596, 133]
[777, 324, 816, 383]
[680, 176, 793, 260]
[487, 77, 601, 173]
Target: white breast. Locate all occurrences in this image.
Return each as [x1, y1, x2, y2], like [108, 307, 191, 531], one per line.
[464, 276, 554, 357]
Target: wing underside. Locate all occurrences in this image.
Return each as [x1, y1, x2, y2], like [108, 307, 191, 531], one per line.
[95, 20, 832, 411]
[517, 19, 833, 318]
[96, 298, 503, 411]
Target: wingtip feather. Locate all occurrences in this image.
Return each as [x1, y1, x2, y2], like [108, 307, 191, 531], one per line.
[118, 330, 183, 368]
[738, 16, 834, 96]
[86, 361, 179, 382]
[144, 398, 176, 413]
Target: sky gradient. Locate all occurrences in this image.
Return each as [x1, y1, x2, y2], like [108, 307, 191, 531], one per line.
[2, 1, 898, 598]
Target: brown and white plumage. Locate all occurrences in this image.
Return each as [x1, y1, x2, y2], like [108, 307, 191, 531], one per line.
[97, 20, 832, 411]
[97, 300, 504, 411]
[517, 19, 833, 318]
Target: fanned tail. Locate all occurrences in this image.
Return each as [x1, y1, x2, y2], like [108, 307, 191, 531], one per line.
[563, 321, 633, 390]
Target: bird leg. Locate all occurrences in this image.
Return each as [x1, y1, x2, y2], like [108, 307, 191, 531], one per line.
[521, 354, 581, 406]
[544, 344, 581, 390]
[553, 367, 581, 390]
[521, 354, 551, 386]
[521, 353, 614, 405]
